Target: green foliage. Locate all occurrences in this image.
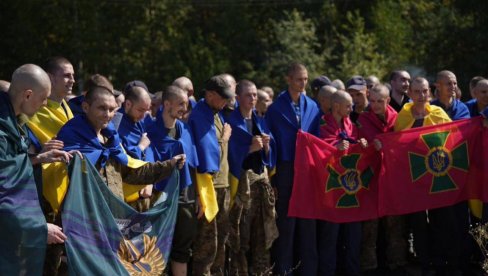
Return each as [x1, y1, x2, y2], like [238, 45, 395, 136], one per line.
[334, 10, 388, 81]
[0, 0, 488, 97]
[259, 9, 325, 90]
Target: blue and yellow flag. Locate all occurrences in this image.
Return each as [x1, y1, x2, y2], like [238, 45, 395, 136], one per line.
[227, 109, 276, 201]
[188, 99, 221, 221]
[62, 155, 179, 275]
[146, 115, 199, 191]
[55, 115, 147, 206]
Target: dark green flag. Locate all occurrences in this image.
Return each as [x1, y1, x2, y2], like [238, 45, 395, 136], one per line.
[0, 92, 47, 275]
[62, 155, 179, 275]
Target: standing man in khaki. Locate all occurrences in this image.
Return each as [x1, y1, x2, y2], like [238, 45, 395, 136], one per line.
[189, 75, 234, 275]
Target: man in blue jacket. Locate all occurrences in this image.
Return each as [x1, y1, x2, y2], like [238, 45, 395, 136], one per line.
[266, 63, 321, 275]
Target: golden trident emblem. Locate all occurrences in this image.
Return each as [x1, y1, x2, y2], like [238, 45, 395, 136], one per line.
[117, 234, 165, 275]
[432, 150, 446, 172]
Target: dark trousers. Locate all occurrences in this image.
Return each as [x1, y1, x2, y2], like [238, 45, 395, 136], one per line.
[317, 221, 361, 276]
[410, 202, 470, 271]
[271, 162, 318, 275]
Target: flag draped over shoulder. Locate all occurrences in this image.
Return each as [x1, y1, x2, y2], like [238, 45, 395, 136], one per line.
[146, 115, 199, 191]
[377, 117, 484, 216]
[62, 155, 179, 275]
[188, 99, 220, 222]
[288, 131, 379, 223]
[53, 115, 147, 210]
[26, 99, 74, 145]
[0, 93, 47, 275]
[227, 109, 276, 201]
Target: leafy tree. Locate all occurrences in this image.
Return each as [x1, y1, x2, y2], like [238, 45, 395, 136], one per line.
[259, 9, 325, 90]
[334, 10, 388, 80]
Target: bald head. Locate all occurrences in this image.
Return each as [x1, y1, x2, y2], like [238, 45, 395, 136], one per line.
[317, 85, 337, 100]
[435, 70, 457, 100]
[220, 73, 237, 93]
[261, 86, 274, 99]
[369, 84, 391, 115]
[163, 85, 187, 103]
[331, 90, 353, 118]
[473, 80, 488, 107]
[0, 80, 10, 92]
[436, 70, 456, 81]
[8, 64, 51, 116]
[124, 86, 151, 122]
[125, 86, 151, 104]
[331, 90, 353, 105]
[474, 79, 488, 90]
[369, 84, 390, 99]
[331, 79, 345, 90]
[317, 85, 337, 114]
[173, 76, 194, 97]
[366, 75, 380, 88]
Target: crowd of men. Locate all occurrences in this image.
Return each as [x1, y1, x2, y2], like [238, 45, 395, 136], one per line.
[1, 56, 488, 276]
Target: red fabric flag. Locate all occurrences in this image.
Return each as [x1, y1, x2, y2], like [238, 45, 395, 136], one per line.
[288, 131, 380, 223]
[376, 117, 484, 216]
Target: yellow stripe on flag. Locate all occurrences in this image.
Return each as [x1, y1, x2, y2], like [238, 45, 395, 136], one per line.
[195, 173, 218, 222]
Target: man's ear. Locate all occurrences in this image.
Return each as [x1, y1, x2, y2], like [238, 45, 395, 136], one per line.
[82, 101, 89, 114]
[47, 73, 55, 87]
[332, 102, 339, 111]
[285, 75, 291, 86]
[163, 99, 170, 109]
[125, 99, 132, 110]
[23, 89, 33, 101]
[434, 81, 440, 90]
[386, 96, 391, 105]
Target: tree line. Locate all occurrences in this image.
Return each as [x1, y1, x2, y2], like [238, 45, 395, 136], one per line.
[1, 0, 487, 100]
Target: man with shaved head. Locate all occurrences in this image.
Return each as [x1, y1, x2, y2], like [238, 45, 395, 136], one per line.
[27, 57, 76, 143]
[393, 77, 452, 275]
[319, 90, 367, 276]
[261, 86, 274, 99]
[146, 85, 199, 276]
[220, 73, 238, 120]
[110, 81, 154, 211]
[266, 63, 321, 275]
[68, 74, 113, 116]
[27, 69, 111, 276]
[366, 75, 380, 90]
[113, 81, 152, 160]
[256, 89, 272, 117]
[430, 70, 471, 274]
[432, 70, 470, 120]
[0, 80, 10, 92]
[357, 85, 404, 274]
[316, 85, 337, 114]
[389, 70, 411, 112]
[227, 80, 277, 275]
[173, 76, 196, 109]
[466, 79, 488, 117]
[0, 64, 72, 274]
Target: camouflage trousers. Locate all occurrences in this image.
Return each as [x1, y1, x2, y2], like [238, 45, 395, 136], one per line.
[127, 191, 160, 212]
[42, 205, 68, 276]
[228, 170, 278, 276]
[192, 187, 230, 276]
[360, 215, 408, 271]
